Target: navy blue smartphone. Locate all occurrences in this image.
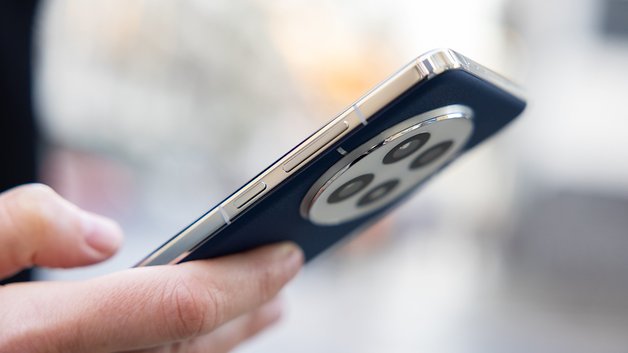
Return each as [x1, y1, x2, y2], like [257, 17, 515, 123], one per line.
[137, 48, 526, 266]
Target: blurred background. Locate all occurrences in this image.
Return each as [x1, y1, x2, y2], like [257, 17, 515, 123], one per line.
[26, 0, 628, 351]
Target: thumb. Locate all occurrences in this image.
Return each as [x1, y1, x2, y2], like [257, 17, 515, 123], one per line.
[0, 183, 123, 278]
[0, 243, 303, 353]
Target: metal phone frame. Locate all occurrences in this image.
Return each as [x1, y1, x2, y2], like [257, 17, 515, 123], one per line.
[137, 48, 524, 266]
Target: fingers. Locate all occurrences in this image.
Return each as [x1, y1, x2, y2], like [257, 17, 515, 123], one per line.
[0, 243, 303, 353]
[190, 297, 283, 353]
[0, 184, 123, 278]
[127, 298, 283, 353]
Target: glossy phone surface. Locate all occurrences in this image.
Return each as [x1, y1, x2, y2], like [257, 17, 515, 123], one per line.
[137, 49, 526, 266]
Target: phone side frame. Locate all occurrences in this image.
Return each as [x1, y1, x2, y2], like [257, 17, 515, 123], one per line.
[136, 48, 524, 267]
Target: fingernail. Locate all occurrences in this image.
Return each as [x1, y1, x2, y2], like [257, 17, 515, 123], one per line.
[83, 213, 123, 256]
[272, 242, 304, 269]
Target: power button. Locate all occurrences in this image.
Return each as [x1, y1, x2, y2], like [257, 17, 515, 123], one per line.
[233, 181, 267, 209]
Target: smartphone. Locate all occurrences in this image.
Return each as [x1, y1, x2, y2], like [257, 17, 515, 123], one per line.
[137, 48, 526, 266]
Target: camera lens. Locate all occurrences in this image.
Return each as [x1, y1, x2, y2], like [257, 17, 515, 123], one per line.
[357, 179, 400, 207]
[383, 133, 430, 164]
[410, 141, 453, 169]
[327, 173, 374, 204]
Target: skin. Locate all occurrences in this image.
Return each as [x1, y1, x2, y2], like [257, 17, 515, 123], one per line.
[0, 184, 304, 353]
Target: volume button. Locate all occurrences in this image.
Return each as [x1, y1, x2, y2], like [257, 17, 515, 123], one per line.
[282, 120, 349, 172]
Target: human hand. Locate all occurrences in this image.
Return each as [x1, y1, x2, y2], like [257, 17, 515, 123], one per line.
[0, 184, 303, 353]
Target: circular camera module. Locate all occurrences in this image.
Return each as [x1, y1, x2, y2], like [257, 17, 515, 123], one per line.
[327, 173, 374, 204]
[383, 133, 430, 165]
[302, 105, 473, 225]
[357, 179, 400, 207]
[410, 141, 453, 169]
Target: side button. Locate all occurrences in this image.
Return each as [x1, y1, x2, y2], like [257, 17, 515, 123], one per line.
[233, 181, 267, 209]
[282, 120, 349, 172]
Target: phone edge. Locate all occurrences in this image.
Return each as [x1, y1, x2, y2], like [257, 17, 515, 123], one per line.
[136, 48, 524, 267]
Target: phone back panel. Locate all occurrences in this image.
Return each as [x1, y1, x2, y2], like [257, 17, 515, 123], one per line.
[182, 69, 525, 262]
